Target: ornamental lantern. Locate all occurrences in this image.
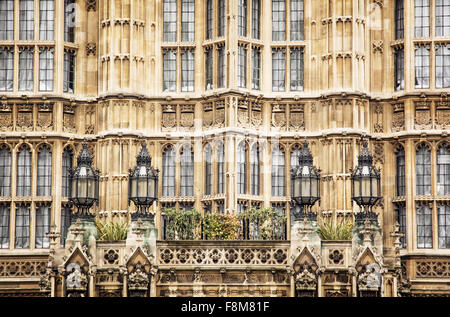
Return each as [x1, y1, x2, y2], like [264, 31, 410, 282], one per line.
[128, 142, 159, 220]
[350, 140, 381, 219]
[290, 139, 321, 220]
[70, 141, 100, 219]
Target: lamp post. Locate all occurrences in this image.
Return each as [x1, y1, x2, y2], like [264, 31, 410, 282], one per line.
[350, 139, 381, 223]
[128, 142, 159, 221]
[69, 141, 100, 220]
[290, 139, 321, 221]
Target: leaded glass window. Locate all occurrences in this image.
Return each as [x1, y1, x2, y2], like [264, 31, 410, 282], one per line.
[0, 204, 9, 248]
[238, 45, 247, 88]
[40, 0, 54, 40]
[290, 48, 304, 91]
[417, 204, 432, 248]
[205, 49, 213, 90]
[163, 49, 176, 92]
[290, 0, 304, 41]
[206, 0, 213, 40]
[217, 46, 225, 88]
[60, 205, 71, 247]
[272, 146, 285, 196]
[437, 144, 450, 196]
[290, 145, 301, 195]
[272, 0, 286, 41]
[62, 147, 73, 198]
[0, 145, 11, 197]
[15, 205, 30, 249]
[0, 48, 13, 92]
[20, 0, 34, 40]
[217, 143, 225, 194]
[218, 0, 225, 37]
[0, 0, 14, 40]
[17, 145, 32, 197]
[238, 0, 247, 37]
[415, 45, 430, 89]
[19, 48, 34, 91]
[394, 48, 404, 91]
[39, 48, 54, 91]
[181, 49, 194, 92]
[237, 143, 247, 194]
[396, 204, 407, 248]
[438, 204, 450, 248]
[272, 49, 286, 91]
[217, 201, 224, 214]
[251, 48, 260, 90]
[252, 0, 260, 39]
[436, 0, 450, 37]
[180, 145, 194, 196]
[37, 146, 52, 196]
[64, 0, 75, 42]
[162, 146, 176, 196]
[396, 147, 406, 196]
[163, 0, 177, 42]
[250, 144, 260, 195]
[415, 0, 430, 38]
[63, 50, 75, 93]
[435, 44, 450, 89]
[395, 0, 404, 40]
[205, 145, 212, 195]
[35, 204, 50, 248]
[181, 0, 195, 42]
[416, 144, 431, 196]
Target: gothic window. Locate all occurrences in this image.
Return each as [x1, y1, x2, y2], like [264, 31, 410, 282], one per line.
[396, 147, 406, 196]
[435, 44, 450, 89]
[40, 0, 54, 40]
[217, 46, 225, 88]
[37, 145, 52, 196]
[217, 143, 225, 194]
[0, 48, 13, 92]
[15, 205, 30, 249]
[436, 0, 450, 37]
[204, 144, 212, 195]
[272, 49, 286, 91]
[250, 144, 260, 195]
[163, 49, 177, 92]
[60, 205, 71, 247]
[62, 147, 73, 198]
[17, 145, 32, 197]
[237, 142, 247, 195]
[396, 204, 407, 248]
[0, 204, 9, 248]
[0, 145, 11, 197]
[19, 48, 34, 91]
[180, 145, 194, 196]
[0, 0, 14, 40]
[181, 0, 195, 42]
[417, 204, 432, 248]
[394, 48, 404, 91]
[163, 0, 177, 42]
[238, 45, 247, 88]
[252, 0, 260, 39]
[238, 0, 247, 37]
[290, 0, 304, 41]
[251, 48, 261, 90]
[414, 45, 430, 89]
[39, 48, 54, 91]
[290, 48, 304, 91]
[272, 203, 286, 239]
[35, 204, 50, 249]
[437, 144, 450, 196]
[218, 0, 225, 37]
[181, 49, 194, 92]
[290, 145, 301, 195]
[64, 0, 75, 42]
[395, 0, 404, 40]
[205, 49, 213, 90]
[438, 204, 450, 248]
[20, 0, 34, 40]
[414, 0, 430, 37]
[416, 144, 431, 196]
[162, 146, 176, 196]
[63, 50, 75, 93]
[217, 201, 224, 214]
[272, 146, 285, 196]
[272, 0, 286, 41]
[206, 0, 213, 40]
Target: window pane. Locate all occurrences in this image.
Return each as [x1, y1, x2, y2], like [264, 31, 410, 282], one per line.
[181, 0, 195, 42]
[204, 145, 212, 195]
[396, 204, 407, 248]
[417, 204, 432, 248]
[35, 205, 51, 248]
[181, 49, 194, 92]
[435, 44, 450, 89]
[0, 0, 14, 40]
[40, 0, 54, 40]
[15, 205, 30, 249]
[436, 0, 450, 36]
[437, 144, 450, 195]
[237, 143, 247, 194]
[218, 0, 225, 37]
[17, 146, 32, 197]
[272, 49, 286, 91]
[180, 145, 194, 196]
[205, 49, 213, 90]
[252, 0, 260, 39]
[217, 46, 225, 88]
[394, 49, 404, 91]
[0, 146, 11, 197]
[63, 51, 75, 93]
[290, 0, 304, 41]
[238, 0, 247, 37]
[416, 145, 431, 195]
[396, 148, 406, 196]
[60, 205, 72, 247]
[217, 143, 225, 194]
[0, 204, 10, 248]
[64, 0, 75, 42]
[415, 0, 430, 37]
[395, 0, 404, 39]
[20, 0, 34, 40]
[206, 0, 213, 39]
[238, 45, 247, 88]
[162, 146, 176, 196]
[62, 148, 73, 197]
[163, 49, 176, 92]
[290, 48, 304, 91]
[272, 0, 286, 41]
[272, 147, 285, 196]
[0, 48, 13, 92]
[19, 49, 34, 91]
[39, 48, 54, 91]
[163, 0, 177, 42]
[251, 48, 260, 90]
[414, 45, 430, 89]
[37, 146, 52, 196]
[250, 145, 260, 195]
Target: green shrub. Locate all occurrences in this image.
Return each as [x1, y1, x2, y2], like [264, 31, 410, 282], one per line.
[317, 217, 353, 241]
[203, 213, 241, 240]
[163, 207, 203, 240]
[237, 208, 287, 240]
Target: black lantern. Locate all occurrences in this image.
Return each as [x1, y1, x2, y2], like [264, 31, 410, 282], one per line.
[290, 140, 321, 221]
[128, 142, 159, 220]
[350, 140, 381, 220]
[70, 141, 100, 219]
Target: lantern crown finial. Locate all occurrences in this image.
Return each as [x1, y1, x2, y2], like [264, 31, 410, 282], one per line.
[298, 139, 313, 165]
[136, 141, 151, 167]
[77, 140, 92, 166]
[358, 139, 373, 165]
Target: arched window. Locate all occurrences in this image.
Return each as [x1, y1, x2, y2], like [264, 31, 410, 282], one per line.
[180, 145, 194, 196]
[0, 145, 11, 196]
[37, 145, 52, 196]
[416, 144, 431, 195]
[290, 145, 301, 195]
[0, 204, 10, 249]
[250, 144, 260, 195]
[162, 146, 176, 196]
[396, 147, 406, 196]
[62, 147, 73, 197]
[17, 145, 32, 197]
[272, 146, 285, 196]
[237, 142, 247, 194]
[35, 204, 50, 248]
[417, 204, 432, 249]
[437, 144, 450, 196]
[15, 204, 30, 249]
[204, 144, 212, 195]
[217, 143, 225, 194]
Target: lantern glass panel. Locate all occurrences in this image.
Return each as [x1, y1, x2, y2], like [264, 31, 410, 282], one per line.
[354, 177, 360, 197]
[371, 177, 379, 197]
[138, 178, 146, 198]
[131, 177, 137, 198]
[301, 178, 310, 197]
[362, 176, 370, 197]
[148, 178, 155, 199]
[312, 177, 318, 197]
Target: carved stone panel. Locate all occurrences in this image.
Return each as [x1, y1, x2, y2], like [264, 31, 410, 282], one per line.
[414, 102, 432, 130]
[63, 104, 76, 133]
[289, 104, 305, 131]
[36, 104, 53, 131]
[16, 104, 33, 131]
[0, 104, 13, 131]
[271, 104, 286, 130]
[392, 104, 404, 132]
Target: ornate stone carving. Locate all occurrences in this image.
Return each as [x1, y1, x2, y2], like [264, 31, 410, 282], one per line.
[162, 104, 176, 130]
[214, 101, 225, 128]
[0, 260, 47, 277]
[86, 43, 96, 56]
[373, 142, 384, 165]
[0, 103, 12, 131]
[16, 104, 33, 131]
[128, 263, 149, 294]
[372, 40, 383, 53]
[392, 104, 404, 132]
[63, 104, 76, 133]
[357, 263, 381, 291]
[86, 0, 97, 12]
[415, 102, 432, 129]
[271, 104, 286, 130]
[180, 105, 194, 129]
[66, 263, 88, 297]
[416, 260, 450, 278]
[36, 104, 53, 131]
[289, 104, 305, 131]
[203, 103, 213, 128]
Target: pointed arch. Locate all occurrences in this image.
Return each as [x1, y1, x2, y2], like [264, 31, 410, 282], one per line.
[204, 143, 212, 195]
[37, 144, 52, 196]
[180, 144, 194, 196]
[216, 141, 225, 194]
[162, 144, 176, 197]
[272, 144, 285, 196]
[62, 146, 74, 198]
[0, 143, 12, 196]
[416, 143, 431, 195]
[395, 144, 405, 196]
[237, 141, 247, 194]
[437, 142, 449, 196]
[293, 247, 318, 273]
[16, 144, 32, 197]
[250, 143, 260, 195]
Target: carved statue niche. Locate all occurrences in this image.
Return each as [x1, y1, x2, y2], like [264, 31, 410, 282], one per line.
[292, 248, 318, 297]
[63, 247, 90, 297]
[126, 247, 152, 297]
[355, 248, 382, 297]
